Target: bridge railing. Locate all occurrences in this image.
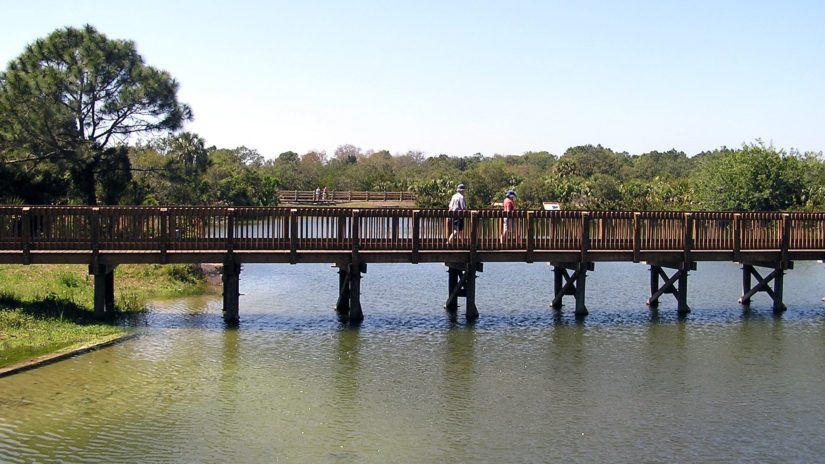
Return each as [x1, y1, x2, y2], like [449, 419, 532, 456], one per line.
[0, 206, 23, 248]
[789, 213, 825, 249]
[3, 206, 825, 256]
[277, 190, 416, 203]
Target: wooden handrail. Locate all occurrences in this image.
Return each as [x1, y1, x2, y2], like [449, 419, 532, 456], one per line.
[2, 206, 825, 258]
[277, 190, 416, 203]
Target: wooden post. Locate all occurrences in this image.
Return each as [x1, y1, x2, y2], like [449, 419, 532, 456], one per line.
[773, 264, 786, 312]
[351, 210, 360, 253]
[348, 262, 364, 322]
[90, 207, 100, 254]
[677, 263, 689, 315]
[683, 213, 693, 264]
[581, 212, 591, 263]
[470, 211, 479, 258]
[465, 261, 479, 320]
[392, 216, 399, 243]
[526, 211, 535, 263]
[739, 264, 753, 305]
[226, 208, 236, 252]
[159, 208, 169, 262]
[574, 262, 588, 317]
[335, 264, 351, 316]
[633, 213, 641, 263]
[733, 213, 741, 262]
[105, 269, 115, 313]
[446, 265, 461, 313]
[222, 257, 241, 324]
[21, 207, 31, 264]
[552, 266, 564, 309]
[412, 210, 420, 264]
[781, 213, 790, 270]
[89, 264, 117, 318]
[289, 209, 298, 264]
[648, 265, 660, 308]
[93, 269, 107, 318]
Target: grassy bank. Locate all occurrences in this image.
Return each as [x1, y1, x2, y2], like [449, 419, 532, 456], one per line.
[0, 264, 213, 369]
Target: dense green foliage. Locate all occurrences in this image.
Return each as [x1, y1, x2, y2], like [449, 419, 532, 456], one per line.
[0, 25, 191, 205]
[1, 27, 824, 211]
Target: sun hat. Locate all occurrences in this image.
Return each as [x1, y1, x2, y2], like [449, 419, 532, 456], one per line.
[506, 190, 516, 198]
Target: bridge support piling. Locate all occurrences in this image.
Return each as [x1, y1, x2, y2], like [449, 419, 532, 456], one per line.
[444, 262, 482, 320]
[336, 266, 351, 316]
[89, 264, 116, 318]
[445, 266, 460, 313]
[335, 263, 366, 322]
[222, 258, 241, 324]
[551, 262, 592, 317]
[738, 262, 791, 312]
[646, 262, 694, 315]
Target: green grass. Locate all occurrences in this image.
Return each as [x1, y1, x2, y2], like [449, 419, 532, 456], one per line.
[0, 264, 213, 369]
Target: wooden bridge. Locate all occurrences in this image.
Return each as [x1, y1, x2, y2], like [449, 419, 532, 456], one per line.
[277, 190, 415, 204]
[2, 206, 824, 323]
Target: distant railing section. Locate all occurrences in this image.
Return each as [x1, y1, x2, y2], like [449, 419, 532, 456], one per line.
[2, 206, 825, 256]
[278, 190, 416, 203]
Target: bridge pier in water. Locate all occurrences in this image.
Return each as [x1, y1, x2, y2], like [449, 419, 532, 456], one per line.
[444, 262, 482, 320]
[335, 262, 366, 323]
[222, 258, 241, 324]
[646, 262, 695, 315]
[89, 264, 116, 318]
[551, 262, 592, 318]
[738, 261, 792, 312]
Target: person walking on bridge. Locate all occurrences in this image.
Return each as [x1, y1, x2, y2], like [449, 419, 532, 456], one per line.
[501, 190, 516, 244]
[447, 183, 467, 244]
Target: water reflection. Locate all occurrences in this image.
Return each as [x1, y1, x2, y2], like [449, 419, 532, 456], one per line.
[332, 327, 360, 413]
[439, 326, 475, 462]
[1, 261, 825, 463]
[216, 327, 240, 446]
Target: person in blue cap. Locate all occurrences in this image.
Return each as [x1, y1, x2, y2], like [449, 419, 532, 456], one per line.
[447, 183, 467, 244]
[501, 190, 516, 244]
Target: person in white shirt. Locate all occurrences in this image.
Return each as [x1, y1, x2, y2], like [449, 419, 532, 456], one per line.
[447, 183, 467, 244]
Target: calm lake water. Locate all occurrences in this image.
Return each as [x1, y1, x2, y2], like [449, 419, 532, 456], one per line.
[2, 261, 825, 463]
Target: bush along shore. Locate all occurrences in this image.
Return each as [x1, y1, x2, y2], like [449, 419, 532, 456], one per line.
[0, 263, 214, 371]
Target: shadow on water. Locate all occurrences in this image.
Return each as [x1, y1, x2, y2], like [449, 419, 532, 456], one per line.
[132, 260, 825, 334]
[129, 264, 825, 334]
[137, 297, 825, 336]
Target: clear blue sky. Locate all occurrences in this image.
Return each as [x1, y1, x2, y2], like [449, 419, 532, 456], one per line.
[3, 0, 824, 158]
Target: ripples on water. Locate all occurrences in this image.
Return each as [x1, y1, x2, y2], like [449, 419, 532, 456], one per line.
[1, 262, 825, 463]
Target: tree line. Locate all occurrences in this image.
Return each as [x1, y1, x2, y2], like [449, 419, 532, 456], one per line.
[2, 26, 824, 212]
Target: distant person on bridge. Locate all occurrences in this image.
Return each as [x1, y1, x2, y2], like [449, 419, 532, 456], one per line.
[315, 186, 321, 201]
[447, 183, 467, 244]
[501, 190, 517, 244]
